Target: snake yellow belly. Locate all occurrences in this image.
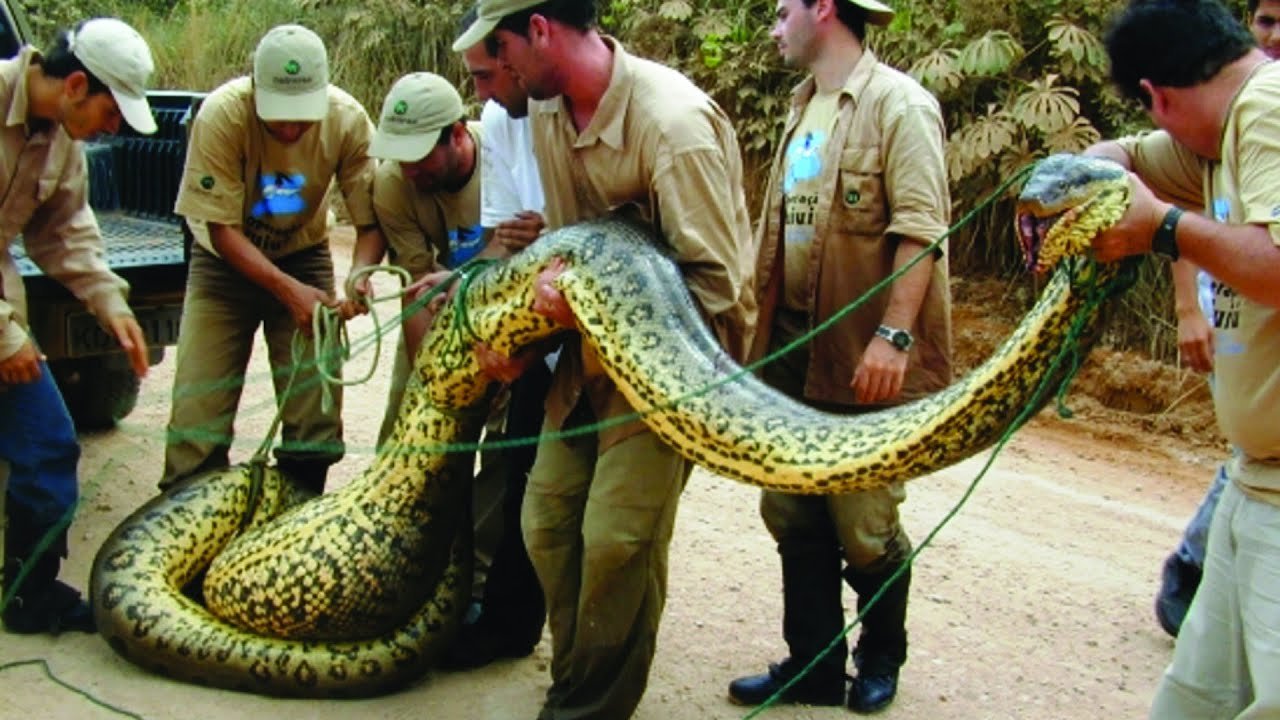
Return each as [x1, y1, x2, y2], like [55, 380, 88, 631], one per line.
[91, 153, 1133, 697]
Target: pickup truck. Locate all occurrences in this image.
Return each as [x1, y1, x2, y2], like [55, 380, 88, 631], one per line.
[3, 3, 200, 429]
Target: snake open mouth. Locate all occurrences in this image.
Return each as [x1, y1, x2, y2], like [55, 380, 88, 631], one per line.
[1016, 212, 1059, 274]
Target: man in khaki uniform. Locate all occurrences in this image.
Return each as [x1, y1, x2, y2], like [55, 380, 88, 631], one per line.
[162, 24, 383, 493]
[370, 72, 485, 445]
[1089, 2, 1280, 717]
[727, 0, 951, 713]
[454, 1, 757, 717]
[1, 18, 155, 634]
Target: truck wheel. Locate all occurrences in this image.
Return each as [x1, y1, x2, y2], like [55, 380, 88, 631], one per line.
[49, 354, 144, 431]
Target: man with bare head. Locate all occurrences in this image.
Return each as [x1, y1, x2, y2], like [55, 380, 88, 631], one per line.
[1089, 1, 1280, 715]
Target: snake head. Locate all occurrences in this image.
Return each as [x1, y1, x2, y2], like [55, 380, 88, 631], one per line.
[1015, 154, 1130, 275]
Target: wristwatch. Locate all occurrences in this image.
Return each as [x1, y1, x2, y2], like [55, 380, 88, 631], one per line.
[1152, 205, 1183, 261]
[875, 324, 914, 352]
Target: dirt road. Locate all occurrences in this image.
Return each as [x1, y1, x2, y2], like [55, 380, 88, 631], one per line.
[0, 230, 1220, 720]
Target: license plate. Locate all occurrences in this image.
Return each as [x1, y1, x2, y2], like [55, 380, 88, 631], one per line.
[66, 304, 183, 357]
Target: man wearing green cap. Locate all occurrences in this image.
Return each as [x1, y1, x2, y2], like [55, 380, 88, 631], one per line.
[1, 16, 157, 635]
[453, 1, 757, 718]
[727, 0, 951, 713]
[369, 71, 487, 444]
[162, 24, 383, 494]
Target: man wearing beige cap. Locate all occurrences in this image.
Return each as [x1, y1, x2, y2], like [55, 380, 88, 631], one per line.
[369, 71, 549, 672]
[1, 17, 156, 635]
[161, 24, 383, 494]
[368, 71, 486, 445]
[728, 0, 950, 712]
[453, 1, 758, 718]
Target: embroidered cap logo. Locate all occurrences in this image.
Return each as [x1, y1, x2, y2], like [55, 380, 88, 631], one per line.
[284, 59, 301, 75]
[394, 100, 409, 116]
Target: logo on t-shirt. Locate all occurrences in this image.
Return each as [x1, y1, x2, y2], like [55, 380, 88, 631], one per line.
[252, 173, 308, 218]
[783, 130, 826, 194]
[449, 223, 485, 267]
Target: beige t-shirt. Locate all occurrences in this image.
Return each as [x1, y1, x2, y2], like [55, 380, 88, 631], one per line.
[1122, 64, 1280, 501]
[782, 90, 840, 311]
[174, 77, 377, 259]
[1206, 63, 1280, 498]
[373, 122, 484, 276]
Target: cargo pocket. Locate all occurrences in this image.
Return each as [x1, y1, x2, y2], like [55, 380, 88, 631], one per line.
[835, 147, 886, 235]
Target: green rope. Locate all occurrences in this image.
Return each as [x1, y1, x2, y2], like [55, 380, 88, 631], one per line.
[0, 659, 146, 719]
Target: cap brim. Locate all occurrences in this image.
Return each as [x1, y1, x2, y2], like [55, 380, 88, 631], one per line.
[113, 89, 157, 135]
[855, 0, 895, 25]
[368, 130, 435, 163]
[451, 16, 499, 52]
[255, 87, 328, 122]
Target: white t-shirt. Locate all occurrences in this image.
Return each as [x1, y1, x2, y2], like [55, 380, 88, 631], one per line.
[479, 100, 544, 227]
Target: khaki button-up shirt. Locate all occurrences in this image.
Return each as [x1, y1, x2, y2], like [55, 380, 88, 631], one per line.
[531, 38, 757, 450]
[1, 47, 131, 361]
[751, 51, 953, 405]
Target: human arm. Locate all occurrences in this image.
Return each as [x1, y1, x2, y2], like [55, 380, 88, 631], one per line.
[853, 239, 934, 404]
[1091, 180, 1280, 309]
[19, 141, 148, 374]
[208, 222, 336, 333]
[1170, 259, 1213, 373]
[648, 123, 756, 362]
[341, 223, 386, 318]
[851, 94, 949, 404]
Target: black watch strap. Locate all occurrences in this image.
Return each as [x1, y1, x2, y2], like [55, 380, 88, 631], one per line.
[1152, 206, 1183, 261]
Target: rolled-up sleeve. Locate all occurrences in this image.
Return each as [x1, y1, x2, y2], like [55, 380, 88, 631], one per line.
[882, 100, 950, 245]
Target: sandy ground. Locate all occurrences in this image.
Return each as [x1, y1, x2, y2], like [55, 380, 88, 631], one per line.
[0, 228, 1224, 720]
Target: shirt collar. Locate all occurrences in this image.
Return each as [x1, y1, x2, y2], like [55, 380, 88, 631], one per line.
[534, 35, 632, 150]
[789, 48, 880, 112]
[3, 46, 39, 131]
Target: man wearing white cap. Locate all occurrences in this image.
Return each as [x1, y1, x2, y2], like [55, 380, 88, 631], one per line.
[728, 0, 950, 713]
[161, 24, 383, 494]
[368, 71, 487, 445]
[0, 17, 156, 635]
[453, 1, 757, 718]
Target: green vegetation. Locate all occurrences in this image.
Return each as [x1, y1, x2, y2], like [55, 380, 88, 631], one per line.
[18, 0, 1253, 362]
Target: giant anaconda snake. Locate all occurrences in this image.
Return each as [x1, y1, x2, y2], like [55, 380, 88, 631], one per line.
[89, 153, 1135, 697]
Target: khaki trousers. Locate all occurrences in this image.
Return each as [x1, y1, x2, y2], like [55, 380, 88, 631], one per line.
[1150, 477, 1280, 719]
[522, 421, 687, 720]
[161, 244, 343, 487]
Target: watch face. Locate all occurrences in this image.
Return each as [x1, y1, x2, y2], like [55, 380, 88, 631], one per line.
[891, 330, 910, 350]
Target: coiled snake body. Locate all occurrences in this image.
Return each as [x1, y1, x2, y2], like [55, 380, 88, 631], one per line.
[91, 154, 1132, 697]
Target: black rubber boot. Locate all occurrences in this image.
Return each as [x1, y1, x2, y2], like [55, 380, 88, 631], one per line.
[275, 456, 332, 495]
[845, 562, 911, 714]
[2, 512, 95, 635]
[728, 542, 847, 706]
[1155, 552, 1201, 638]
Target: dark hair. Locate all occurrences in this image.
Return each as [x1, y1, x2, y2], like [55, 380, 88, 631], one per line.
[39, 21, 111, 96]
[802, 0, 868, 41]
[1105, 0, 1255, 108]
[436, 118, 465, 147]
[493, 0, 597, 38]
[1249, 0, 1260, 14]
